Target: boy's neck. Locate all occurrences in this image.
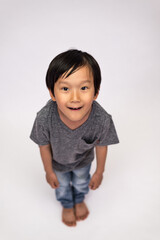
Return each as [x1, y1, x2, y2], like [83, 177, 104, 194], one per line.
[57, 107, 92, 130]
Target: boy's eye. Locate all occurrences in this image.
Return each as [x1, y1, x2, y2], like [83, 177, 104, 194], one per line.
[62, 87, 69, 91]
[81, 86, 88, 90]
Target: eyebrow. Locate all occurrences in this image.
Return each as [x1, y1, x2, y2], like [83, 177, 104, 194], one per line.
[58, 80, 92, 85]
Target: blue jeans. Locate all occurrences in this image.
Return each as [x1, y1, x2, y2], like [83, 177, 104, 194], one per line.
[54, 164, 91, 208]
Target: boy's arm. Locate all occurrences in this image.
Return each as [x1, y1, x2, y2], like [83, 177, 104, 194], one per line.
[89, 145, 108, 190]
[39, 144, 59, 189]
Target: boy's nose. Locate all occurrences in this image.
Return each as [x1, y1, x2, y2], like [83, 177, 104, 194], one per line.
[70, 89, 80, 102]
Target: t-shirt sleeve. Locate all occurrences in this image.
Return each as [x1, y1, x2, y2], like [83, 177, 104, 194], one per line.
[97, 116, 119, 146]
[30, 116, 50, 146]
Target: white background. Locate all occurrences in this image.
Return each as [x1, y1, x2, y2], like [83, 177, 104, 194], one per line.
[1, 0, 160, 239]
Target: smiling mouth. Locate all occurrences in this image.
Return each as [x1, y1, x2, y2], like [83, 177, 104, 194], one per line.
[68, 107, 82, 111]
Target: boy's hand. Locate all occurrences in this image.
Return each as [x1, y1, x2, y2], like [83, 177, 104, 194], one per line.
[46, 171, 59, 189]
[89, 172, 103, 190]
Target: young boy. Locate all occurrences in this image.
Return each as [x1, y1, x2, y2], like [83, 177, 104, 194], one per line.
[30, 49, 119, 227]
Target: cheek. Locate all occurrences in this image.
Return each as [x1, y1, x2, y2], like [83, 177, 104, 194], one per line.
[55, 94, 68, 106]
[82, 92, 95, 102]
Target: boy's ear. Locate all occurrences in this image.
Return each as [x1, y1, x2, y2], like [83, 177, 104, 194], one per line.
[49, 90, 56, 101]
[94, 91, 99, 100]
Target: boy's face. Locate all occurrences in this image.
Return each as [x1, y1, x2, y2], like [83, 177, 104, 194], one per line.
[49, 65, 98, 128]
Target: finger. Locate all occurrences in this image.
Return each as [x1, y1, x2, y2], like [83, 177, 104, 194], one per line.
[54, 176, 59, 185]
[49, 182, 56, 189]
[54, 181, 59, 188]
[89, 178, 94, 185]
[53, 178, 60, 187]
[92, 183, 99, 190]
[89, 181, 93, 188]
[48, 179, 57, 189]
[89, 182, 95, 190]
[51, 184, 58, 189]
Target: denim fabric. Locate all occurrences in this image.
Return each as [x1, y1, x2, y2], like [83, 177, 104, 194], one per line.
[54, 164, 91, 208]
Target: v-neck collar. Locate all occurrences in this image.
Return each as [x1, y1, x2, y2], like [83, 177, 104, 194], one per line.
[55, 101, 95, 136]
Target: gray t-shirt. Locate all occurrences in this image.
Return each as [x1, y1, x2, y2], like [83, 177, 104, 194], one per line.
[30, 100, 119, 172]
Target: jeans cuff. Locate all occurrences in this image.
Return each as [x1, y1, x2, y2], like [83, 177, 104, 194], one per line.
[74, 197, 84, 205]
[62, 203, 74, 209]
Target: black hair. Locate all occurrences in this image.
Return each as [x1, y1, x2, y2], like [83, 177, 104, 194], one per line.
[46, 49, 101, 96]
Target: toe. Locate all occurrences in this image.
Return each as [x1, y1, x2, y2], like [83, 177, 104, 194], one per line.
[75, 202, 89, 221]
[62, 207, 76, 227]
[63, 220, 76, 227]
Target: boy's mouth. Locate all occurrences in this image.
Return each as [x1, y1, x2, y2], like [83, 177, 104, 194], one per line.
[68, 107, 82, 111]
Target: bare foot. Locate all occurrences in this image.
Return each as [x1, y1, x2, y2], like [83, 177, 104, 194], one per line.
[74, 202, 89, 221]
[62, 207, 76, 227]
